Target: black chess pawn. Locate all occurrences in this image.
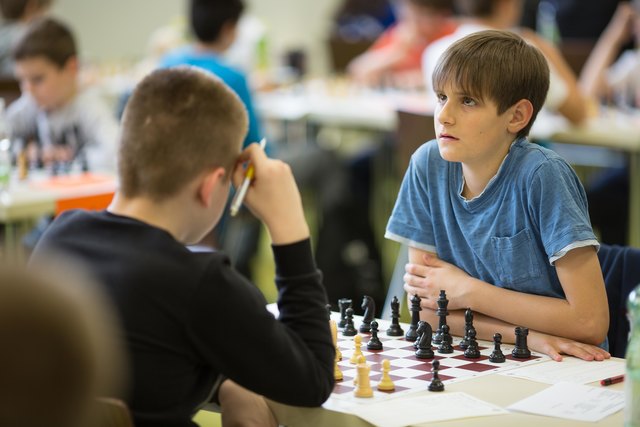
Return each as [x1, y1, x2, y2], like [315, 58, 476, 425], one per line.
[405, 294, 422, 342]
[437, 324, 454, 353]
[489, 333, 506, 363]
[463, 328, 481, 359]
[386, 296, 404, 337]
[415, 321, 434, 359]
[342, 307, 357, 336]
[367, 320, 383, 350]
[338, 298, 352, 328]
[432, 290, 449, 345]
[428, 360, 444, 392]
[512, 326, 531, 359]
[325, 303, 333, 320]
[359, 295, 375, 333]
[459, 308, 473, 349]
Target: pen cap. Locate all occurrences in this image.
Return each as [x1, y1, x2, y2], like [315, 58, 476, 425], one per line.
[625, 284, 640, 425]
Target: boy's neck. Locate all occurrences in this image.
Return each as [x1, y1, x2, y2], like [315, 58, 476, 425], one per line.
[194, 41, 228, 56]
[107, 193, 196, 244]
[460, 143, 513, 199]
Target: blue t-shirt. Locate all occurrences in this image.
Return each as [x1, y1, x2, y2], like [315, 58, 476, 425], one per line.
[385, 138, 598, 299]
[160, 47, 262, 149]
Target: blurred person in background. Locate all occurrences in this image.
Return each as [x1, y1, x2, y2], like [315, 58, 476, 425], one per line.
[0, 262, 125, 427]
[347, 0, 456, 89]
[0, 0, 52, 77]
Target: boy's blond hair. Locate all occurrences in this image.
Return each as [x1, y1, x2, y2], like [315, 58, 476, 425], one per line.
[432, 30, 549, 138]
[118, 66, 248, 201]
[12, 17, 75, 68]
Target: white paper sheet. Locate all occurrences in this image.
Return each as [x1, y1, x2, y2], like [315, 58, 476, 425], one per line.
[349, 392, 507, 427]
[500, 356, 625, 384]
[508, 382, 625, 422]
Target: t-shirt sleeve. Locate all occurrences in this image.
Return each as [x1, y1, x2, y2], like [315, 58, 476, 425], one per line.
[528, 158, 598, 264]
[385, 145, 437, 253]
[185, 239, 334, 407]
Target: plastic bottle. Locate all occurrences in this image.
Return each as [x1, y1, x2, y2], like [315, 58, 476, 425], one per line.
[536, 1, 561, 45]
[0, 99, 11, 193]
[626, 284, 640, 426]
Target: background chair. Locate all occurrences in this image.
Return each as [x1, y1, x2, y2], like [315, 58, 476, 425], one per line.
[598, 243, 640, 358]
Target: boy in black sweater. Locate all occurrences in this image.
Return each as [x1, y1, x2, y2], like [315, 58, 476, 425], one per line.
[32, 67, 335, 426]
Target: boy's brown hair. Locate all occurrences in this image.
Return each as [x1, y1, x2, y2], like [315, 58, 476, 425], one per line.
[12, 17, 76, 68]
[410, 0, 453, 12]
[0, 0, 52, 21]
[432, 30, 549, 138]
[118, 66, 248, 201]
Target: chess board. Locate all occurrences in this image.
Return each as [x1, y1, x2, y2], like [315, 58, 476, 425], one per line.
[332, 327, 548, 404]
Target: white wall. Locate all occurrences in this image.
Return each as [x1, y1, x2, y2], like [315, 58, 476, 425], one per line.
[51, 0, 342, 74]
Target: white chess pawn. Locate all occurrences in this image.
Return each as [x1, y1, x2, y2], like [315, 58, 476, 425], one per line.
[376, 359, 395, 391]
[350, 335, 363, 364]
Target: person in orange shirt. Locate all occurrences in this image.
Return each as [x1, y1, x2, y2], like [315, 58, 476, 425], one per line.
[348, 0, 456, 88]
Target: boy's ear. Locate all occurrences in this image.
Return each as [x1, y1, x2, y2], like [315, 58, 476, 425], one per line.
[507, 99, 534, 134]
[62, 56, 79, 75]
[198, 167, 227, 208]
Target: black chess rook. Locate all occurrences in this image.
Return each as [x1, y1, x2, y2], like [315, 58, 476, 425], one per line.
[512, 326, 531, 359]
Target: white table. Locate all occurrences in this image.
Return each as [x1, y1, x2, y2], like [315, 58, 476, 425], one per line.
[0, 172, 117, 261]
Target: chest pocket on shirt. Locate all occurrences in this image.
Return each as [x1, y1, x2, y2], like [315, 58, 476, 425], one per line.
[491, 228, 541, 284]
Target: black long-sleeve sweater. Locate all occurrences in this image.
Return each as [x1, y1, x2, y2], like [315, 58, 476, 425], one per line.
[33, 210, 335, 427]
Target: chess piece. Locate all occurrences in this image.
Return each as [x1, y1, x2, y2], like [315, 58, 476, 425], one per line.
[437, 324, 454, 353]
[489, 332, 506, 363]
[334, 356, 343, 381]
[332, 323, 344, 381]
[405, 294, 422, 342]
[459, 308, 473, 349]
[415, 321, 434, 359]
[463, 328, 481, 359]
[432, 290, 449, 345]
[359, 295, 375, 333]
[354, 355, 373, 398]
[338, 298, 352, 328]
[377, 359, 395, 391]
[342, 307, 357, 336]
[367, 320, 383, 350]
[428, 360, 444, 392]
[350, 335, 364, 364]
[386, 296, 404, 336]
[330, 318, 342, 360]
[512, 326, 531, 359]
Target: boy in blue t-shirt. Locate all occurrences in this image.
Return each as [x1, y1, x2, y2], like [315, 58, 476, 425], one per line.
[386, 30, 610, 361]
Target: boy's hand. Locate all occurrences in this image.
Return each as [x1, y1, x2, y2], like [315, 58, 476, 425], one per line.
[219, 379, 277, 427]
[403, 253, 474, 310]
[232, 143, 309, 245]
[529, 331, 611, 362]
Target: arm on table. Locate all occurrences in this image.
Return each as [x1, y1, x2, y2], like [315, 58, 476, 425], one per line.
[405, 246, 610, 360]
